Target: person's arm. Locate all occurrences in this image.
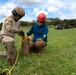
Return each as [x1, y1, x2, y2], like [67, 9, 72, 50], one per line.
[5, 18, 22, 33]
[26, 26, 33, 36]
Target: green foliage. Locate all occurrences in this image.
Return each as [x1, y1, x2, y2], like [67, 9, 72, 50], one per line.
[19, 18, 76, 28]
[0, 18, 76, 28]
[20, 21, 35, 27]
[0, 27, 76, 75]
[0, 22, 2, 30]
[20, 21, 30, 27]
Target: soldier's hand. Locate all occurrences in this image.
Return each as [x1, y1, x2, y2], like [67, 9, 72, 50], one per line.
[18, 30, 25, 37]
[16, 29, 22, 33]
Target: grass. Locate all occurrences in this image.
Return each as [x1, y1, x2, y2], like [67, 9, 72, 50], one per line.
[0, 27, 76, 75]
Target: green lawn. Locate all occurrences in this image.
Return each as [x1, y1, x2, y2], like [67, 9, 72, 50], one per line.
[0, 27, 76, 75]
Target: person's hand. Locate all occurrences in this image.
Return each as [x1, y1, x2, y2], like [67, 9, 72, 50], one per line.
[36, 38, 42, 41]
[27, 36, 32, 41]
[18, 30, 25, 37]
[16, 29, 22, 33]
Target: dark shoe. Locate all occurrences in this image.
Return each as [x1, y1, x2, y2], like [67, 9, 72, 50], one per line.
[0, 72, 7, 75]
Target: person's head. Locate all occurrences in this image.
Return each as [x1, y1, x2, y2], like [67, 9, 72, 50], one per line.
[37, 13, 46, 26]
[12, 6, 25, 21]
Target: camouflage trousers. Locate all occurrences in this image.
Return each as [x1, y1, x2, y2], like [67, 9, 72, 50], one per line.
[0, 35, 16, 60]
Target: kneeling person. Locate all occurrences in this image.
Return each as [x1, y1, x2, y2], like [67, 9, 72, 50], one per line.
[0, 6, 25, 65]
[24, 13, 48, 54]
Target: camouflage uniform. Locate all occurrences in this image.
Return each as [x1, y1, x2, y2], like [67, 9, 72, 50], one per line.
[0, 15, 20, 60]
[0, 6, 25, 65]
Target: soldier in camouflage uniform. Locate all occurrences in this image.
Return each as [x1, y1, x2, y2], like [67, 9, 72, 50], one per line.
[0, 6, 25, 65]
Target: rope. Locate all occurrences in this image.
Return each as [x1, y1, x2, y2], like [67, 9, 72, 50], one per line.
[2, 34, 27, 75]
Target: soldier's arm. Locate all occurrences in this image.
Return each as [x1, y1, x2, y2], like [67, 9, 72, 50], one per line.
[5, 18, 21, 33]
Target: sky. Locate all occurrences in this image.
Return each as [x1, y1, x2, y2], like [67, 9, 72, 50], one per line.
[0, 0, 76, 22]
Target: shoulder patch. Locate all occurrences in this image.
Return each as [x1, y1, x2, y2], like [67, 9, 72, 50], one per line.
[5, 17, 13, 25]
[5, 17, 12, 22]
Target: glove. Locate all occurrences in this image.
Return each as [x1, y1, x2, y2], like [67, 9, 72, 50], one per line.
[18, 30, 25, 37]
